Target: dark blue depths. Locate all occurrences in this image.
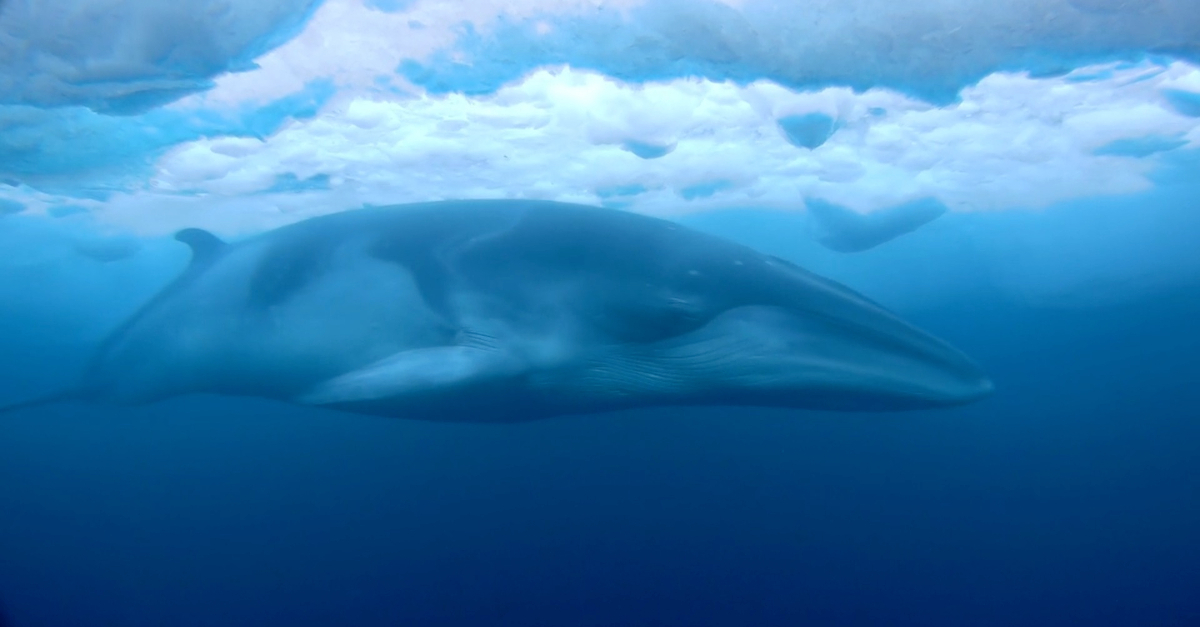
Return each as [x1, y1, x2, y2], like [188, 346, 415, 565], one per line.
[0, 236, 1198, 627]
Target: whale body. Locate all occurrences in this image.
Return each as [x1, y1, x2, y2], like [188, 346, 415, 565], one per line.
[4, 200, 992, 422]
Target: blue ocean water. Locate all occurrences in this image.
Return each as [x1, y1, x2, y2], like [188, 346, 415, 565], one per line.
[3, 1, 1200, 625]
[2, 196, 1198, 625]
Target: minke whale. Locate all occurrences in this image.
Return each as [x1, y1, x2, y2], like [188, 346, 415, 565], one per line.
[1, 200, 992, 422]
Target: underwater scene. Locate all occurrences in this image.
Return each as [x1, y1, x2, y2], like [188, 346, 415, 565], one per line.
[1, 0, 1199, 625]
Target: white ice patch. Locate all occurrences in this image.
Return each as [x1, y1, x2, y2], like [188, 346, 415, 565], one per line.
[90, 60, 1199, 236]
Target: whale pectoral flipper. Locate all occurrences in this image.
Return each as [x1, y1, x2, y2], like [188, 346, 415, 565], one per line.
[297, 345, 518, 405]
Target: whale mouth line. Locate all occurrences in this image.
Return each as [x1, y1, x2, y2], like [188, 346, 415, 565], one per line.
[601, 305, 994, 411]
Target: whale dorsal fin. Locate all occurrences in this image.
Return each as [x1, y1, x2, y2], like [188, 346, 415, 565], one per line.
[174, 228, 226, 264]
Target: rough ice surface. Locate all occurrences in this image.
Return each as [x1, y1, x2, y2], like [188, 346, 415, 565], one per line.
[0, 0, 1197, 312]
[0, 78, 335, 196]
[396, 0, 1200, 104]
[94, 62, 1197, 237]
[0, 0, 323, 112]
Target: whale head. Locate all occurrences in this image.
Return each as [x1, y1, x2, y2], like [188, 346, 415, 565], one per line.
[537, 251, 993, 413]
